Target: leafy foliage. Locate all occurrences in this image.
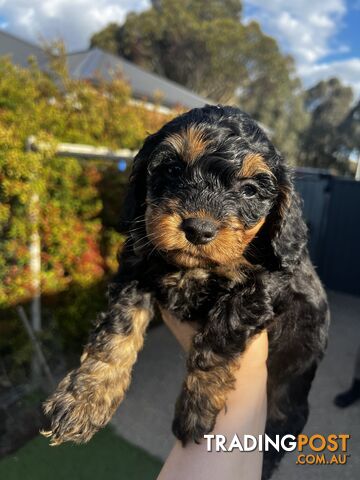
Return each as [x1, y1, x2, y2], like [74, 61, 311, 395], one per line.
[0, 55, 171, 306]
[0, 55, 172, 379]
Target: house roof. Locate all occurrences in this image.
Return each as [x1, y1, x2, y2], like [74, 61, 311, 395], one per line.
[0, 30, 212, 110]
[66, 48, 212, 109]
[0, 30, 47, 67]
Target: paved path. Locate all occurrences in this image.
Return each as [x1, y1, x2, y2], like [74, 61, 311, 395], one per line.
[111, 291, 360, 479]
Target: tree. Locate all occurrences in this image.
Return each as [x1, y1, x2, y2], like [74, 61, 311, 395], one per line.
[235, 22, 309, 163]
[91, 0, 245, 101]
[152, 0, 243, 20]
[90, 0, 308, 163]
[299, 78, 354, 173]
[338, 100, 360, 155]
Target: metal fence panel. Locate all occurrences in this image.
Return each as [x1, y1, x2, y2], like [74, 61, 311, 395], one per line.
[295, 172, 331, 268]
[320, 178, 360, 295]
[295, 171, 360, 296]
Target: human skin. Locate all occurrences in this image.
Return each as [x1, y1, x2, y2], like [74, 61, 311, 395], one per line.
[157, 308, 268, 480]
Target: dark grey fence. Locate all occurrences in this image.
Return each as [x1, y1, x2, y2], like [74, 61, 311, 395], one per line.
[295, 169, 360, 296]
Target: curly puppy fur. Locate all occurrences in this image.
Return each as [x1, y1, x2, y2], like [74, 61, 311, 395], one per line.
[43, 106, 329, 479]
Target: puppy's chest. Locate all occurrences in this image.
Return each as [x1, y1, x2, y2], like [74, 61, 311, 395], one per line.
[155, 268, 240, 324]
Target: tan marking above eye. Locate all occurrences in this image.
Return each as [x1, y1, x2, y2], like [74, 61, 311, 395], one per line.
[240, 153, 273, 178]
[163, 125, 209, 164]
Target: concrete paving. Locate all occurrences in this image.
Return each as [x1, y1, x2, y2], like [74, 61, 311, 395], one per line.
[111, 291, 360, 479]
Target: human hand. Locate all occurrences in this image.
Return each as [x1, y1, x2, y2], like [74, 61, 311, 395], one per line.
[160, 306, 268, 379]
[158, 307, 268, 480]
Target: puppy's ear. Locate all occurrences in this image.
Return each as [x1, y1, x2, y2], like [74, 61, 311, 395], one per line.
[119, 134, 157, 233]
[269, 165, 308, 271]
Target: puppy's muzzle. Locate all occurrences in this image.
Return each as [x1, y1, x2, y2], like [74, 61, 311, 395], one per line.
[181, 217, 218, 245]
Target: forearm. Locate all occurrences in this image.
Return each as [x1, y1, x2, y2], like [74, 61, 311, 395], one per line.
[159, 309, 268, 480]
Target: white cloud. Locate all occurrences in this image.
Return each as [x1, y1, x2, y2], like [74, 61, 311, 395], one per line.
[0, 0, 149, 50]
[245, 0, 346, 63]
[300, 58, 360, 98]
[245, 0, 360, 96]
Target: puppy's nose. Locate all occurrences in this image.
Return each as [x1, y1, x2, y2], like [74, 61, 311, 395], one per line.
[181, 217, 218, 245]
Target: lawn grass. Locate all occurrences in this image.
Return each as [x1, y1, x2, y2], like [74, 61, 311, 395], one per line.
[0, 427, 162, 480]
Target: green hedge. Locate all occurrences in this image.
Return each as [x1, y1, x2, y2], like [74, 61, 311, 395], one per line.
[0, 54, 173, 379]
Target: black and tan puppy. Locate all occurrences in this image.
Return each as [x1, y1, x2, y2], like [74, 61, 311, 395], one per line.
[42, 106, 329, 478]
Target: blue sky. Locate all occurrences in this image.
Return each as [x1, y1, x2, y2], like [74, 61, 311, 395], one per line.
[243, 0, 360, 95]
[333, 2, 360, 59]
[0, 0, 359, 96]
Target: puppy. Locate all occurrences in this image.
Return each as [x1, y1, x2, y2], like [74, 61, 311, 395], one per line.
[43, 106, 329, 478]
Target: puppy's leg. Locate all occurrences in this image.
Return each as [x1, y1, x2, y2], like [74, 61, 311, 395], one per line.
[172, 281, 273, 444]
[172, 335, 239, 444]
[42, 281, 153, 445]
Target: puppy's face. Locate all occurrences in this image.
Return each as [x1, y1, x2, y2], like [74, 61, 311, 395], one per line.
[144, 123, 278, 268]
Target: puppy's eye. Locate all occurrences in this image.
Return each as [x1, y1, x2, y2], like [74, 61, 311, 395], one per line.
[164, 164, 182, 176]
[239, 183, 258, 198]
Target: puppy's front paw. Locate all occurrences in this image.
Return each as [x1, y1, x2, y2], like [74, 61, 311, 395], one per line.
[172, 390, 217, 445]
[42, 371, 112, 445]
